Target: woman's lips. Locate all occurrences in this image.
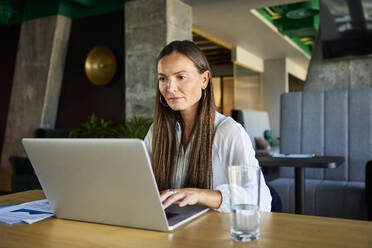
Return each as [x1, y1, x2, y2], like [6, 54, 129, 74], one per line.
[169, 97, 182, 101]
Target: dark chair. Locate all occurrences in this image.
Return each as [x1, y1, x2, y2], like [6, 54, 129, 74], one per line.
[9, 128, 69, 192]
[366, 160, 372, 221]
[267, 183, 282, 213]
[9, 156, 41, 193]
[34, 128, 70, 138]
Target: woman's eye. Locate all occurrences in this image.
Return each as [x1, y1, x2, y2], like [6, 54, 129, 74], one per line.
[158, 77, 165, 82]
[178, 75, 186, 80]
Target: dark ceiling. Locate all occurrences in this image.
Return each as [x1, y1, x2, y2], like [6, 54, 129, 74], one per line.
[193, 32, 231, 66]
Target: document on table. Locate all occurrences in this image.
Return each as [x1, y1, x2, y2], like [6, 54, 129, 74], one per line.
[272, 153, 315, 158]
[0, 199, 55, 225]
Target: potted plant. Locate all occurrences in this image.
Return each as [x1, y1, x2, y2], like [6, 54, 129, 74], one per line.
[68, 113, 152, 139]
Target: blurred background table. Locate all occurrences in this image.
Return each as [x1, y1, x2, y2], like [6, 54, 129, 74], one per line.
[258, 155, 345, 214]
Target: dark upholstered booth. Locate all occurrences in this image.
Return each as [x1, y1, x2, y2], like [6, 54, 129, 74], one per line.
[270, 88, 371, 220]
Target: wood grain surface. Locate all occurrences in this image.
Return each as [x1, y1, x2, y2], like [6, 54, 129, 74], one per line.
[1, 190, 371, 248]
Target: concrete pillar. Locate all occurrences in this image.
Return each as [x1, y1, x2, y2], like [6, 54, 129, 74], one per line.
[263, 58, 288, 143]
[0, 15, 71, 192]
[305, 30, 372, 91]
[41, 16, 71, 128]
[125, 0, 192, 120]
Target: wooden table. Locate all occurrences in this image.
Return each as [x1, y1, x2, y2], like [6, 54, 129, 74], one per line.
[258, 155, 345, 214]
[1, 190, 371, 248]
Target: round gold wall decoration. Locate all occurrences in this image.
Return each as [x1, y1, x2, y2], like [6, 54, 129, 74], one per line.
[85, 46, 117, 86]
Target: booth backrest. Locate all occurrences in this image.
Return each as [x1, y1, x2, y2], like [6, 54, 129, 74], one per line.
[280, 88, 372, 182]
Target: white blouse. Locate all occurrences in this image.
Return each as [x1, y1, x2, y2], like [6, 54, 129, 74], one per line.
[144, 112, 272, 212]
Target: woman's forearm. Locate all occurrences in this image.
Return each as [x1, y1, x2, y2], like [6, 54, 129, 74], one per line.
[160, 188, 223, 209]
[198, 189, 222, 209]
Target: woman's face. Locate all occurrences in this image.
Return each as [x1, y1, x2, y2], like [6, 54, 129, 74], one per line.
[157, 52, 209, 113]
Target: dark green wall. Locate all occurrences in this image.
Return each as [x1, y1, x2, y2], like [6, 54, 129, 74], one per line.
[56, 10, 125, 129]
[0, 25, 20, 155]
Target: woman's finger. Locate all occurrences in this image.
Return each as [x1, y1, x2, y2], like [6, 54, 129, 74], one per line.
[178, 194, 197, 207]
[159, 189, 176, 202]
[162, 192, 185, 209]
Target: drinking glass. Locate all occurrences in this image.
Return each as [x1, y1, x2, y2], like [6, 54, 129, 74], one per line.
[228, 165, 261, 242]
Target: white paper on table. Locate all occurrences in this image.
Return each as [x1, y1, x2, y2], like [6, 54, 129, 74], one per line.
[17, 199, 54, 213]
[271, 153, 315, 158]
[0, 199, 55, 225]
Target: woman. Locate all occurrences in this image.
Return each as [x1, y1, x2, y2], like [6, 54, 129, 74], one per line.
[144, 40, 271, 212]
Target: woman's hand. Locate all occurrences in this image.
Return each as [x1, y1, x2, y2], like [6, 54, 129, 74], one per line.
[160, 188, 222, 209]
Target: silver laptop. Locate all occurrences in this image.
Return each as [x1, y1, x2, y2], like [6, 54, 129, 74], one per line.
[22, 138, 209, 231]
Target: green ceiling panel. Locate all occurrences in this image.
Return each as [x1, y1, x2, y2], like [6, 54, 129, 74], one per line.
[21, 0, 60, 23]
[277, 16, 319, 37]
[0, 0, 22, 26]
[68, 0, 93, 7]
[0, 0, 131, 26]
[59, 0, 129, 20]
[257, 0, 320, 56]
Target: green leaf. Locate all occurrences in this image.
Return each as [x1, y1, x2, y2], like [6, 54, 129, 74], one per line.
[68, 114, 152, 139]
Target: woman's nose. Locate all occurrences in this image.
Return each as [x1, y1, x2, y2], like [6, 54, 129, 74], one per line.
[167, 79, 177, 91]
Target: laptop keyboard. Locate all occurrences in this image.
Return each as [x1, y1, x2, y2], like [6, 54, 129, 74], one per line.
[165, 212, 179, 219]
